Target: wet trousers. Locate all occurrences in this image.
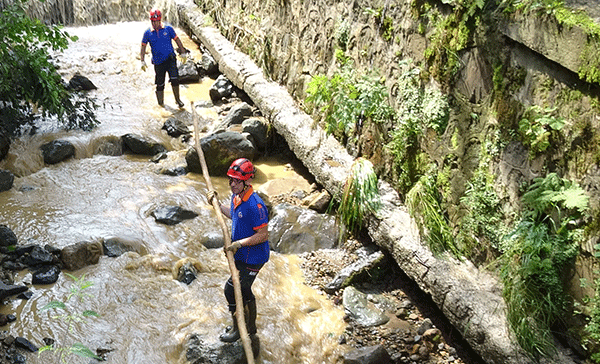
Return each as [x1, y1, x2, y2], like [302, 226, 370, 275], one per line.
[224, 260, 264, 312]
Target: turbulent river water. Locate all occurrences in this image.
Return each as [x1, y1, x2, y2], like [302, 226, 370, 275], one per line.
[0, 22, 346, 363]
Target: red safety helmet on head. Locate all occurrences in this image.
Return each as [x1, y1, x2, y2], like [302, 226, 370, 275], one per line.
[149, 8, 161, 21]
[227, 158, 255, 181]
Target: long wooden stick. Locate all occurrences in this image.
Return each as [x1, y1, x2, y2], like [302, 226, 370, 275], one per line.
[192, 103, 255, 364]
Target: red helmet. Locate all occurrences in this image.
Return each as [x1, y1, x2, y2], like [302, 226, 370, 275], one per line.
[149, 9, 161, 21]
[227, 158, 255, 181]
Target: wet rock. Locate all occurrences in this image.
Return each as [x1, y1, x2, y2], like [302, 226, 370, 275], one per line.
[0, 169, 14, 192]
[151, 205, 198, 225]
[91, 135, 123, 156]
[268, 203, 339, 254]
[185, 333, 259, 364]
[14, 336, 37, 352]
[22, 245, 56, 267]
[0, 225, 17, 246]
[67, 72, 97, 91]
[176, 261, 197, 284]
[61, 241, 103, 270]
[121, 133, 167, 156]
[342, 286, 390, 327]
[159, 166, 188, 176]
[151, 151, 168, 163]
[209, 75, 235, 103]
[7, 351, 26, 364]
[162, 117, 191, 138]
[102, 237, 146, 257]
[32, 265, 60, 285]
[0, 281, 28, 300]
[17, 291, 32, 300]
[185, 131, 257, 175]
[200, 231, 225, 249]
[0, 125, 9, 162]
[178, 57, 201, 84]
[342, 345, 391, 364]
[40, 140, 75, 164]
[324, 247, 386, 293]
[218, 102, 253, 130]
[200, 52, 219, 76]
[241, 117, 269, 151]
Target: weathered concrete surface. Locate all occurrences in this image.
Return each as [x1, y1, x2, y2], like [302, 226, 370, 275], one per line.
[176, 2, 578, 364]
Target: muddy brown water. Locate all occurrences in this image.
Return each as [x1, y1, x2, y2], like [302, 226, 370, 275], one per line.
[0, 22, 346, 363]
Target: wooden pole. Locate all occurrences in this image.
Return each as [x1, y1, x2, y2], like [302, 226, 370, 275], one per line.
[192, 103, 255, 364]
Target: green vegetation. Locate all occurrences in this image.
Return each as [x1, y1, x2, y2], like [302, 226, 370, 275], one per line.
[500, 173, 588, 359]
[386, 60, 448, 194]
[39, 273, 103, 363]
[364, 7, 394, 41]
[406, 173, 458, 256]
[518, 105, 566, 159]
[304, 60, 395, 143]
[457, 165, 505, 263]
[0, 0, 99, 137]
[337, 158, 381, 233]
[584, 272, 600, 363]
[413, 0, 486, 86]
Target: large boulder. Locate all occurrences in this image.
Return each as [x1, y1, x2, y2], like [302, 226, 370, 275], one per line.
[0, 225, 18, 246]
[216, 102, 253, 130]
[209, 75, 235, 103]
[242, 117, 269, 151]
[40, 140, 75, 164]
[268, 203, 339, 254]
[178, 58, 201, 84]
[0, 169, 14, 192]
[185, 131, 257, 175]
[121, 133, 167, 156]
[61, 241, 103, 271]
[67, 72, 97, 91]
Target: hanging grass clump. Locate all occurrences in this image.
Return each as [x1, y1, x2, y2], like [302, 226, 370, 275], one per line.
[338, 158, 381, 233]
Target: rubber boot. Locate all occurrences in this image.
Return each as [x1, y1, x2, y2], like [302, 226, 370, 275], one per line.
[247, 301, 257, 335]
[155, 91, 164, 106]
[219, 312, 240, 342]
[172, 84, 184, 108]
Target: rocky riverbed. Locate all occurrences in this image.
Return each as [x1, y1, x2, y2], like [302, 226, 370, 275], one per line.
[297, 238, 482, 364]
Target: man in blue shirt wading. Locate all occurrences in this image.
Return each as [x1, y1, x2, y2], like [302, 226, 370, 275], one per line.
[207, 158, 270, 343]
[140, 9, 187, 108]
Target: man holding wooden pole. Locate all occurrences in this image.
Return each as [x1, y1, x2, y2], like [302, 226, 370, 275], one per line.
[207, 158, 270, 343]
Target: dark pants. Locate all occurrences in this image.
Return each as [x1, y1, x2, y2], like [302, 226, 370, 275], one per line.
[154, 53, 179, 91]
[224, 260, 264, 312]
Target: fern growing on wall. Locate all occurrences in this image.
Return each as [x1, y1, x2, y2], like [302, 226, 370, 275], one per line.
[500, 173, 589, 359]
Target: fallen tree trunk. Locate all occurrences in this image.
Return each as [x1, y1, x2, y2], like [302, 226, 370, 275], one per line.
[177, 2, 577, 363]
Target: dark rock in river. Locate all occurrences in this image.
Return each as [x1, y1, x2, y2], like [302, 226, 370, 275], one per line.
[40, 140, 75, 165]
[0, 169, 14, 192]
[0, 225, 17, 246]
[121, 133, 167, 156]
[185, 131, 257, 175]
[0, 281, 28, 300]
[32, 265, 61, 285]
[151, 206, 198, 225]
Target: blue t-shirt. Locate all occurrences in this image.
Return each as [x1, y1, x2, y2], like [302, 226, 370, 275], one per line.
[141, 24, 177, 65]
[230, 187, 270, 265]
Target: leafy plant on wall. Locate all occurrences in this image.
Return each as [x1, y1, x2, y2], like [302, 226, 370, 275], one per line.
[500, 173, 589, 359]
